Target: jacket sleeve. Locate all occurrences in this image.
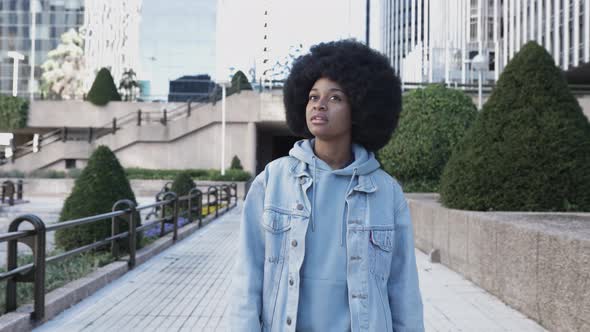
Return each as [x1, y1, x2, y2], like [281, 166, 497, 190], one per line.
[229, 174, 266, 331]
[388, 188, 425, 332]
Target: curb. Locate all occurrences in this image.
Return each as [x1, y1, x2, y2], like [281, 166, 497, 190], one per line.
[0, 206, 233, 332]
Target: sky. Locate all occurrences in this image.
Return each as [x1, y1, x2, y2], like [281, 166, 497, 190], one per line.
[139, 0, 372, 96]
[1, 0, 380, 145]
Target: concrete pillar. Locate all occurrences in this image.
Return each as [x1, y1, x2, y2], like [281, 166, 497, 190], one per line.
[247, 121, 257, 175]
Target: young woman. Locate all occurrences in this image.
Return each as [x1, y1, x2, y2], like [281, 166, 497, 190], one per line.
[230, 40, 424, 332]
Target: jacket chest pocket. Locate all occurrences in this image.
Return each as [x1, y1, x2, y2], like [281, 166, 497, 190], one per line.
[368, 228, 395, 279]
[261, 209, 292, 264]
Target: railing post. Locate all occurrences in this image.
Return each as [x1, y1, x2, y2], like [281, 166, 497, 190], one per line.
[112, 117, 117, 134]
[38, 133, 42, 151]
[88, 127, 93, 143]
[113, 199, 137, 268]
[16, 180, 23, 200]
[111, 211, 120, 259]
[7, 215, 46, 320]
[62, 127, 67, 142]
[161, 192, 178, 240]
[137, 109, 142, 126]
[187, 100, 191, 117]
[162, 109, 167, 125]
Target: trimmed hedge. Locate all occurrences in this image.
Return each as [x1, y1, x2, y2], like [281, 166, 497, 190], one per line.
[86, 68, 121, 106]
[125, 167, 251, 181]
[439, 41, 590, 211]
[379, 85, 477, 192]
[230, 155, 243, 170]
[0, 95, 28, 130]
[55, 146, 141, 251]
[171, 171, 196, 198]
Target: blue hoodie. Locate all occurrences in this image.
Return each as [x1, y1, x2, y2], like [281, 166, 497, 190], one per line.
[289, 139, 380, 331]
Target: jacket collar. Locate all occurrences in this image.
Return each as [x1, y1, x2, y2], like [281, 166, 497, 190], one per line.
[289, 158, 377, 193]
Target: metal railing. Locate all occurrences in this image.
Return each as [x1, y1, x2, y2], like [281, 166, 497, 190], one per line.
[9, 99, 206, 162]
[0, 183, 238, 320]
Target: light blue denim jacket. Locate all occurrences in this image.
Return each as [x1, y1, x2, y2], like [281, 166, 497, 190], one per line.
[230, 143, 424, 332]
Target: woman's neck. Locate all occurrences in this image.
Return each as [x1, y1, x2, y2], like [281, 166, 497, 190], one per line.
[313, 138, 353, 170]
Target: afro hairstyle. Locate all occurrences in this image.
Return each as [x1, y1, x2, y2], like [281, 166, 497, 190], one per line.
[283, 39, 401, 151]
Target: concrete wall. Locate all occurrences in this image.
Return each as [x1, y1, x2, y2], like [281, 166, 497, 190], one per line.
[0, 178, 246, 199]
[26, 101, 184, 128]
[408, 193, 590, 332]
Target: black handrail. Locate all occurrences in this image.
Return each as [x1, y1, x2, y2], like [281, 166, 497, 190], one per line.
[0, 183, 238, 320]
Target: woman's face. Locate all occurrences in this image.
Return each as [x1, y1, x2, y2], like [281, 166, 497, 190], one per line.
[305, 77, 352, 143]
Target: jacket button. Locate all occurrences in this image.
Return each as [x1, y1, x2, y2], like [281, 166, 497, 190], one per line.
[289, 278, 294, 286]
[299, 178, 306, 185]
[286, 317, 292, 325]
[291, 240, 298, 247]
[296, 203, 304, 210]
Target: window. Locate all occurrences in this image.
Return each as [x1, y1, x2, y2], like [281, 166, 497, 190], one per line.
[65, 159, 76, 169]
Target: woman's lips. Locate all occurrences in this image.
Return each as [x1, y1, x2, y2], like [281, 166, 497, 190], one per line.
[310, 114, 328, 124]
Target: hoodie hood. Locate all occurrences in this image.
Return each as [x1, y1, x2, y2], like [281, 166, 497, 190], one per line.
[289, 139, 380, 175]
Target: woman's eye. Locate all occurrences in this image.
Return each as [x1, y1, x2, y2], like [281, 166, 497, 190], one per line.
[330, 95, 341, 101]
[309, 95, 318, 101]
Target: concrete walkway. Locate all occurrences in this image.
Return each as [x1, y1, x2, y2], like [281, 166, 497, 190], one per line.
[36, 204, 546, 332]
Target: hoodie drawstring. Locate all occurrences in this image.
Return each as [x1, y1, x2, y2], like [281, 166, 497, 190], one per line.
[341, 168, 358, 246]
[311, 156, 317, 232]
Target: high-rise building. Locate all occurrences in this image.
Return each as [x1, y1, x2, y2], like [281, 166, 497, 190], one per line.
[0, 0, 85, 97]
[83, 0, 142, 90]
[380, 0, 590, 84]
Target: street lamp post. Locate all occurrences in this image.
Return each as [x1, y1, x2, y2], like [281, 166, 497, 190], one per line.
[471, 53, 488, 110]
[7, 51, 25, 97]
[219, 81, 230, 176]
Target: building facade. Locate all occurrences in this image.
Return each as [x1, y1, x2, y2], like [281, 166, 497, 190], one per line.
[83, 0, 142, 91]
[0, 0, 84, 97]
[380, 0, 590, 84]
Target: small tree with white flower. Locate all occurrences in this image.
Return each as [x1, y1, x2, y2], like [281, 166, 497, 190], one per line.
[40, 29, 85, 100]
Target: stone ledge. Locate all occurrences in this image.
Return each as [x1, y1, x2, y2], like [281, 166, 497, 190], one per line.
[0, 207, 227, 331]
[407, 194, 590, 332]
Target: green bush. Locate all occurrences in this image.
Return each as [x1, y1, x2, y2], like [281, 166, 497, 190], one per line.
[0, 170, 25, 178]
[86, 68, 121, 106]
[125, 167, 251, 181]
[229, 70, 252, 94]
[0, 95, 28, 130]
[230, 155, 243, 170]
[55, 146, 141, 251]
[379, 85, 477, 192]
[28, 169, 67, 178]
[171, 171, 196, 198]
[440, 41, 590, 211]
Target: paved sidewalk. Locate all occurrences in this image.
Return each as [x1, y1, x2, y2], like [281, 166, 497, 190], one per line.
[36, 204, 546, 332]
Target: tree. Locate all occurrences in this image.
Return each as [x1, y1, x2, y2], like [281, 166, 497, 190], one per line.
[86, 68, 121, 106]
[379, 84, 477, 192]
[55, 146, 141, 251]
[40, 29, 85, 100]
[439, 41, 590, 211]
[119, 68, 140, 101]
[229, 70, 252, 94]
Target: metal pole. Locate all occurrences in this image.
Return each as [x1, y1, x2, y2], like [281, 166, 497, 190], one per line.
[30, 0, 37, 102]
[478, 70, 483, 110]
[221, 84, 227, 176]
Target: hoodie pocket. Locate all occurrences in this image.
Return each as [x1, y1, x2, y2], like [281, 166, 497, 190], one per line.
[369, 228, 395, 278]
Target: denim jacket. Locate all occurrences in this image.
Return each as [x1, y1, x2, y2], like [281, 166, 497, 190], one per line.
[230, 155, 424, 332]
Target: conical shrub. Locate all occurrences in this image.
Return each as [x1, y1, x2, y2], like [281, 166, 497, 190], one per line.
[440, 41, 590, 211]
[87, 68, 121, 106]
[171, 171, 197, 216]
[379, 84, 477, 192]
[55, 146, 141, 251]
